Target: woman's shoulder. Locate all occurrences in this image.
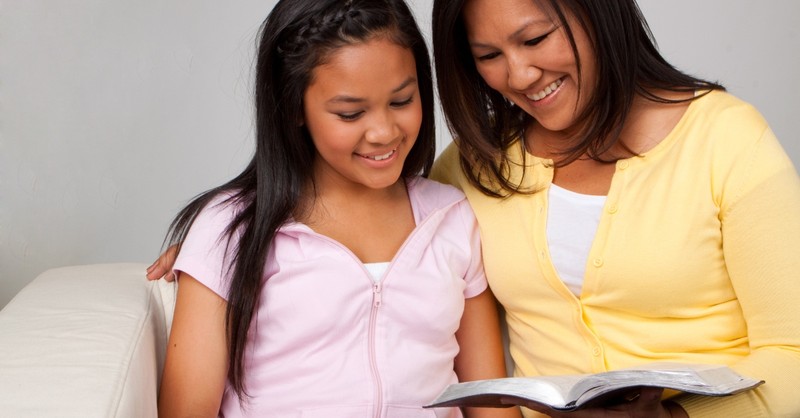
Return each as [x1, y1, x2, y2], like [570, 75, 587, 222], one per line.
[689, 90, 768, 128]
[675, 90, 772, 154]
[430, 142, 466, 190]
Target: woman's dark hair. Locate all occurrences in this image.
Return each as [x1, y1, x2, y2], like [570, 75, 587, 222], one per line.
[432, 0, 724, 196]
[162, 0, 434, 401]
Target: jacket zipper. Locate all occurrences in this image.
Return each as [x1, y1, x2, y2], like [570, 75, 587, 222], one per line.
[369, 281, 383, 418]
[280, 195, 462, 417]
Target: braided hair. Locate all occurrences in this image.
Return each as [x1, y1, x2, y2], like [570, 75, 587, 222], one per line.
[162, 0, 434, 403]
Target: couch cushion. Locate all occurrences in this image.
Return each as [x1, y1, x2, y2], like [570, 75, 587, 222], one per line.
[0, 263, 176, 418]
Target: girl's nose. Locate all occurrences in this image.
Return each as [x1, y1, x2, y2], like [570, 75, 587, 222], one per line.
[365, 111, 400, 144]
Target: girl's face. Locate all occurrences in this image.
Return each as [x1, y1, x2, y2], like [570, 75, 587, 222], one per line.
[462, 0, 596, 134]
[303, 37, 421, 192]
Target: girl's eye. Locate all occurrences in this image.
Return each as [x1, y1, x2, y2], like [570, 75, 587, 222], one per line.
[337, 112, 363, 121]
[391, 97, 414, 108]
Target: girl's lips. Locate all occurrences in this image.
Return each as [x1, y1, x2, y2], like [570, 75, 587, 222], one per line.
[526, 78, 563, 102]
[356, 149, 396, 161]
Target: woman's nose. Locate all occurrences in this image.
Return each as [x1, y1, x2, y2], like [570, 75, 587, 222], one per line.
[506, 53, 542, 92]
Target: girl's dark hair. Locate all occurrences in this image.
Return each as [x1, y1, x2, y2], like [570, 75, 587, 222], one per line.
[432, 0, 724, 196]
[162, 0, 434, 401]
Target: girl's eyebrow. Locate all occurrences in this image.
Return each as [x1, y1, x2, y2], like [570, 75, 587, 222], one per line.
[327, 76, 417, 104]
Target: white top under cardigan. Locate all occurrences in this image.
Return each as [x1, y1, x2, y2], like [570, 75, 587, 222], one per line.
[546, 183, 606, 296]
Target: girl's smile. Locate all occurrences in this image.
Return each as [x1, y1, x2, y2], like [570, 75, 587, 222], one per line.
[302, 37, 421, 193]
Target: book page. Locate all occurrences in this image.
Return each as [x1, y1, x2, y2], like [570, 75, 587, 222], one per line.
[429, 375, 583, 409]
[426, 363, 764, 411]
[570, 363, 763, 407]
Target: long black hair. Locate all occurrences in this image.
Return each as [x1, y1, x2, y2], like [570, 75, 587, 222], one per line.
[432, 0, 724, 196]
[162, 0, 435, 400]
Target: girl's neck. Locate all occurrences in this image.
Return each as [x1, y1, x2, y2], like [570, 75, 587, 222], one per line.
[297, 177, 415, 264]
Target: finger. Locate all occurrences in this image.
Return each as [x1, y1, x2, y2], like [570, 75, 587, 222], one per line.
[636, 387, 664, 404]
[627, 387, 666, 418]
[145, 264, 165, 281]
[145, 255, 171, 281]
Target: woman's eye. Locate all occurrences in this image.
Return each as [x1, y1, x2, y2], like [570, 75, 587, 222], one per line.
[524, 35, 547, 46]
[391, 97, 414, 108]
[524, 27, 557, 47]
[337, 112, 363, 121]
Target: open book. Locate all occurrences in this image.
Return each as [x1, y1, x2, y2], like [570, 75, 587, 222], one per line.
[426, 363, 763, 412]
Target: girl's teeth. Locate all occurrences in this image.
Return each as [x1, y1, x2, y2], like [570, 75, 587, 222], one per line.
[369, 150, 394, 161]
[527, 79, 563, 101]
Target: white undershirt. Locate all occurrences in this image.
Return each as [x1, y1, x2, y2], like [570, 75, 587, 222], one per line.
[546, 184, 606, 296]
[364, 262, 390, 282]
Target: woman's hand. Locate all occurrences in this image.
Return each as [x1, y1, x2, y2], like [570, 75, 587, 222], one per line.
[510, 387, 687, 418]
[145, 244, 179, 281]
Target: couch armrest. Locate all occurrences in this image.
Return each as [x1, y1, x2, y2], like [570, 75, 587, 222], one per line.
[0, 263, 176, 418]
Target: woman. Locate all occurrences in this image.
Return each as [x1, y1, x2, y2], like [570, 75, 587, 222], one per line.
[430, 0, 800, 417]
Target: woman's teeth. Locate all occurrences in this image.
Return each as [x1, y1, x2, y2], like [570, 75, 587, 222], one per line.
[527, 79, 563, 102]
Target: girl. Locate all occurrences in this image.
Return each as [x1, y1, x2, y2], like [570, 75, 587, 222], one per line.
[156, 1, 516, 417]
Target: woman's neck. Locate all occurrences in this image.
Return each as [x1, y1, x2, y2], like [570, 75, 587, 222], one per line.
[525, 89, 693, 161]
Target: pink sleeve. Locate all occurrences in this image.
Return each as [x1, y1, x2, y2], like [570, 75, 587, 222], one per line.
[172, 198, 239, 300]
[458, 199, 489, 299]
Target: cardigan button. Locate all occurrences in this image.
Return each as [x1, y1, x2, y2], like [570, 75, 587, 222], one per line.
[592, 346, 602, 356]
[592, 258, 604, 268]
[607, 204, 618, 214]
[617, 160, 630, 170]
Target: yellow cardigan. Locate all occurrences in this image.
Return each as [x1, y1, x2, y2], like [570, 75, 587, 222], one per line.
[431, 91, 800, 417]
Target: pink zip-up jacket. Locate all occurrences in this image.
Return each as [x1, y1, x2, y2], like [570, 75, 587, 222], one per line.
[173, 177, 488, 418]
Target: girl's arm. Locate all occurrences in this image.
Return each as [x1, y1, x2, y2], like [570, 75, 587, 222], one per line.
[158, 273, 229, 418]
[455, 289, 522, 418]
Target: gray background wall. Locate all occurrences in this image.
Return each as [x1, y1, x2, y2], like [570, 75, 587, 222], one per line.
[2, 1, 799, 308]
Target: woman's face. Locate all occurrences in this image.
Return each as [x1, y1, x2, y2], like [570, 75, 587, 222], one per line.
[462, 0, 596, 133]
[302, 37, 422, 192]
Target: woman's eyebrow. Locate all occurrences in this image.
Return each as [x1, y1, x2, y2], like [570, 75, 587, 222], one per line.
[469, 18, 551, 48]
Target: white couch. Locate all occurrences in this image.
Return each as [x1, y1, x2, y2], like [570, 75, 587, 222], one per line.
[0, 264, 176, 418]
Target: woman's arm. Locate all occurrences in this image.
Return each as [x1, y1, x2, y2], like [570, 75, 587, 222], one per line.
[146, 245, 179, 281]
[675, 127, 800, 416]
[455, 289, 522, 418]
[158, 273, 229, 418]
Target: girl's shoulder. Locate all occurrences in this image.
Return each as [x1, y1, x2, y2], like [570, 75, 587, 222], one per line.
[407, 176, 465, 204]
[186, 190, 248, 239]
[406, 175, 470, 219]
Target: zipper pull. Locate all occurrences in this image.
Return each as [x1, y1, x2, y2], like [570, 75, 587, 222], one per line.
[373, 282, 382, 308]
